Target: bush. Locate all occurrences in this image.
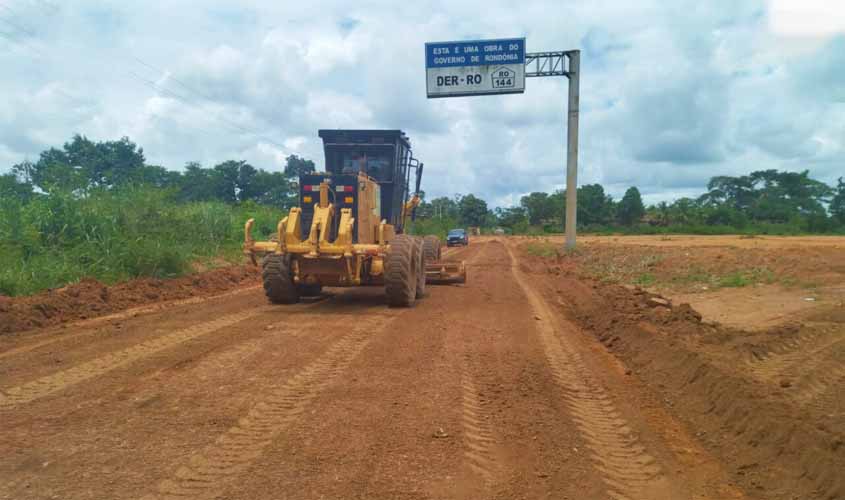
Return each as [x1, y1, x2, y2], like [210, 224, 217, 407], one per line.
[0, 186, 281, 296]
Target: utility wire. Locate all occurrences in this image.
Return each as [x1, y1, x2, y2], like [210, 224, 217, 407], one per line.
[0, 6, 37, 37]
[125, 71, 240, 140]
[0, 16, 88, 107]
[2, 1, 288, 154]
[130, 56, 288, 151]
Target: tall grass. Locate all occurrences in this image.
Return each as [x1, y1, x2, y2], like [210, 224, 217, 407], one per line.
[408, 216, 462, 240]
[0, 187, 281, 296]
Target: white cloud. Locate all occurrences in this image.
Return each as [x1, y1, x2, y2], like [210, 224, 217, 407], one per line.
[769, 0, 845, 38]
[0, 0, 843, 207]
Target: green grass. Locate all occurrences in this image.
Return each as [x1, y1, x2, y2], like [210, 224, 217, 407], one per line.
[408, 217, 461, 241]
[716, 268, 776, 288]
[525, 241, 560, 258]
[633, 273, 657, 286]
[718, 272, 753, 288]
[0, 187, 281, 296]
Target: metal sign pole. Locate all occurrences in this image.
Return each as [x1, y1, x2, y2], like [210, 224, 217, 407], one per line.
[564, 50, 580, 250]
[425, 41, 581, 248]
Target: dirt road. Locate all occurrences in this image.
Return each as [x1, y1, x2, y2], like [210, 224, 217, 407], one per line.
[1, 239, 837, 499]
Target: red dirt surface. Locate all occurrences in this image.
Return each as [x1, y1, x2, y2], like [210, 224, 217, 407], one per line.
[0, 266, 259, 335]
[520, 240, 845, 499]
[1, 238, 841, 500]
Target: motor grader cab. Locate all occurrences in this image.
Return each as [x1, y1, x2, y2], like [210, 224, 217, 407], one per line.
[243, 129, 465, 307]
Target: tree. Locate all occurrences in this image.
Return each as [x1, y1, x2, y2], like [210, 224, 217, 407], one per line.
[283, 155, 316, 179]
[702, 175, 755, 210]
[577, 184, 614, 226]
[178, 162, 218, 202]
[13, 135, 146, 192]
[667, 197, 701, 225]
[520, 192, 553, 225]
[427, 196, 458, 219]
[495, 206, 528, 228]
[249, 170, 296, 207]
[62, 135, 146, 188]
[458, 194, 488, 227]
[831, 177, 845, 225]
[617, 187, 645, 226]
[699, 170, 833, 225]
[133, 165, 182, 189]
[210, 161, 241, 203]
[0, 173, 34, 202]
[15, 150, 83, 193]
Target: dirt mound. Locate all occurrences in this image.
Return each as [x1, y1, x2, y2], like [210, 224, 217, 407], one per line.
[518, 243, 845, 500]
[0, 266, 260, 335]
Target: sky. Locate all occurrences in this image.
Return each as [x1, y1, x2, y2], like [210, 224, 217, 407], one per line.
[1, 0, 843, 207]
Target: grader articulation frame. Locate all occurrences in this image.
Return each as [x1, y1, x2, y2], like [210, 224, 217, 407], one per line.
[243, 129, 465, 307]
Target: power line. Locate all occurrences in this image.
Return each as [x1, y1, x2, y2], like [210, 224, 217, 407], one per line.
[124, 71, 230, 138]
[0, 6, 37, 37]
[0, 22, 90, 109]
[1, 2, 289, 155]
[130, 56, 289, 151]
[133, 57, 218, 103]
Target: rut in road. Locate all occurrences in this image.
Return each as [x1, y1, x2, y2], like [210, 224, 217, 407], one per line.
[460, 362, 498, 487]
[505, 244, 670, 500]
[746, 330, 845, 413]
[0, 285, 263, 361]
[0, 309, 271, 409]
[140, 313, 397, 500]
[453, 243, 500, 489]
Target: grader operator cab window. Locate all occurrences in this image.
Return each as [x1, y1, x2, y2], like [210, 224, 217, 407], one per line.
[317, 129, 416, 232]
[340, 151, 392, 180]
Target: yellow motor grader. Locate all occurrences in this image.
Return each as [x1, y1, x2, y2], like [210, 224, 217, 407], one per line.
[243, 129, 465, 307]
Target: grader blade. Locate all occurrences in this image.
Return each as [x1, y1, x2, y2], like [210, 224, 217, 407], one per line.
[425, 260, 466, 284]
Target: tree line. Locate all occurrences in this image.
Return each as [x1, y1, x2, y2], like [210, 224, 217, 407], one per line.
[2, 134, 844, 235]
[418, 173, 845, 235]
[1, 134, 315, 207]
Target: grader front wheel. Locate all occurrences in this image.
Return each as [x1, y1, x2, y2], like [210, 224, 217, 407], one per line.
[385, 234, 418, 307]
[262, 254, 300, 304]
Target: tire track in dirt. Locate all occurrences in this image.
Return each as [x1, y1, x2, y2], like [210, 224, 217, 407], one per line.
[139, 313, 398, 500]
[0, 309, 267, 409]
[747, 331, 845, 412]
[0, 285, 263, 361]
[0, 309, 378, 500]
[505, 243, 673, 500]
[460, 368, 498, 487]
[453, 242, 500, 489]
[443, 244, 474, 261]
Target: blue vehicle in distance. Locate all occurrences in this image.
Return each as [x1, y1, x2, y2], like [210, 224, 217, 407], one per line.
[446, 228, 469, 247]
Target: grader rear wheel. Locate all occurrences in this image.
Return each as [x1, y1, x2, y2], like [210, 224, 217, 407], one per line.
[385, 234, 418, 307]
[261, 254, 300, 304]
[422, 235, 441, 262]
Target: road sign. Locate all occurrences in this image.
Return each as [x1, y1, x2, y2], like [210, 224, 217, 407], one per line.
[425, 38, 525, 98]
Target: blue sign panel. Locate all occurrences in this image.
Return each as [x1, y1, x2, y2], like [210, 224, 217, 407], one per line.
[425, 37, 526, 98]
[425, 38, 525, 68]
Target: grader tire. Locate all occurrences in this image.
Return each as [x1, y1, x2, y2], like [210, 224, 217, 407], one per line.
[261, 254, 300, 304]
[297, 283, 322, 297]
[422, 235, 441, 262]
[414, 237, 426, 299]
[385, 234, 418, 307]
